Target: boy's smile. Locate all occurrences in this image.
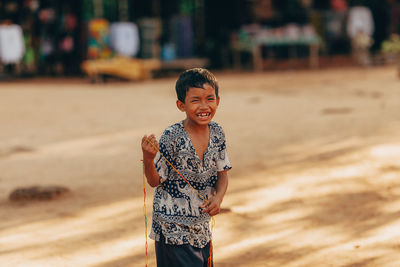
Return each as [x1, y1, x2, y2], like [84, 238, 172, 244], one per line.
[177, 83, 220, 128]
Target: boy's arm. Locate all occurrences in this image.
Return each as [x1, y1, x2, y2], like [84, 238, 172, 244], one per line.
[202, 170, 228, 216]
[141, 134, 161, 187]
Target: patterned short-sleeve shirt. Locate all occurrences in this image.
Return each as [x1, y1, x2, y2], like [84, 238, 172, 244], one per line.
[149, 120, 232, 248]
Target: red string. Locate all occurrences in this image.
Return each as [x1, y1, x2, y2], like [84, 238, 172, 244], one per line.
[141, 160, 148, 267]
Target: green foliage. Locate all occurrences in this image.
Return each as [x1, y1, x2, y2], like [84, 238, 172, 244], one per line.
[381, 34, 400, 54]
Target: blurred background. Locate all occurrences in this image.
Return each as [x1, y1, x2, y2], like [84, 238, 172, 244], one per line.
[0, 0, 399, 80]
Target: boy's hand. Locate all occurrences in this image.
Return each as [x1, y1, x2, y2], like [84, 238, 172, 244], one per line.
[141, 134, 159, 162]
[201, 195, 223, 216]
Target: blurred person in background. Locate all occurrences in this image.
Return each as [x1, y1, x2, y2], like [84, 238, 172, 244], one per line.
[58, 7, 78, 75]
[388, 0, 400, 35]
[364, 0, 391, 52]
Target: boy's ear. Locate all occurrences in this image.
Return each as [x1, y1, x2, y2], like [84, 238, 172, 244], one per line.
[217, 96, 220, 106]
[176, 100, 185, 112]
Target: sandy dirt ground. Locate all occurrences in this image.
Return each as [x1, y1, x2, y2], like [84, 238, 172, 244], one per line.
[1, 66, 400, 267]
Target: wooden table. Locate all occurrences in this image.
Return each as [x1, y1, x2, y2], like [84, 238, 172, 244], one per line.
[232, 35, 320, 71]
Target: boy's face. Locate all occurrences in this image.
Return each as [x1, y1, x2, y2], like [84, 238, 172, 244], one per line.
[176, 83, 220, 127]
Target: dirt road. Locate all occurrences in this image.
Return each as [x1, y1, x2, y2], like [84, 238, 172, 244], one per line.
[1, 66, 400, 266]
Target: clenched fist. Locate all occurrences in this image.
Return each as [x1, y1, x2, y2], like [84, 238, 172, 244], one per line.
[141, 134, 159, 162]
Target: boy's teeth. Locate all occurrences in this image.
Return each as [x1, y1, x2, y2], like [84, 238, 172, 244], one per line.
[197, 113, 209, 117]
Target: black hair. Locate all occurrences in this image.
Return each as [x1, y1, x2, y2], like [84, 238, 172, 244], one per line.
[175, 68, 219, 103]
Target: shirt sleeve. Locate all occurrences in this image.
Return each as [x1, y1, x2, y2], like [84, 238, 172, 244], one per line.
[154, 129, 175, 181]
[215, 126, 232, 172]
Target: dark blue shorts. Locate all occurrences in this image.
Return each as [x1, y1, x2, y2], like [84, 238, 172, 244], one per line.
[155, 233, 213, 267]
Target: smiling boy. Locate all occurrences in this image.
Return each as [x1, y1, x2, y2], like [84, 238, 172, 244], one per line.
[141, 68, 232, 267]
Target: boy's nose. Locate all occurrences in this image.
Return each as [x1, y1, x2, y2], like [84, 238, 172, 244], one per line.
[199, 100, 208, 108]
